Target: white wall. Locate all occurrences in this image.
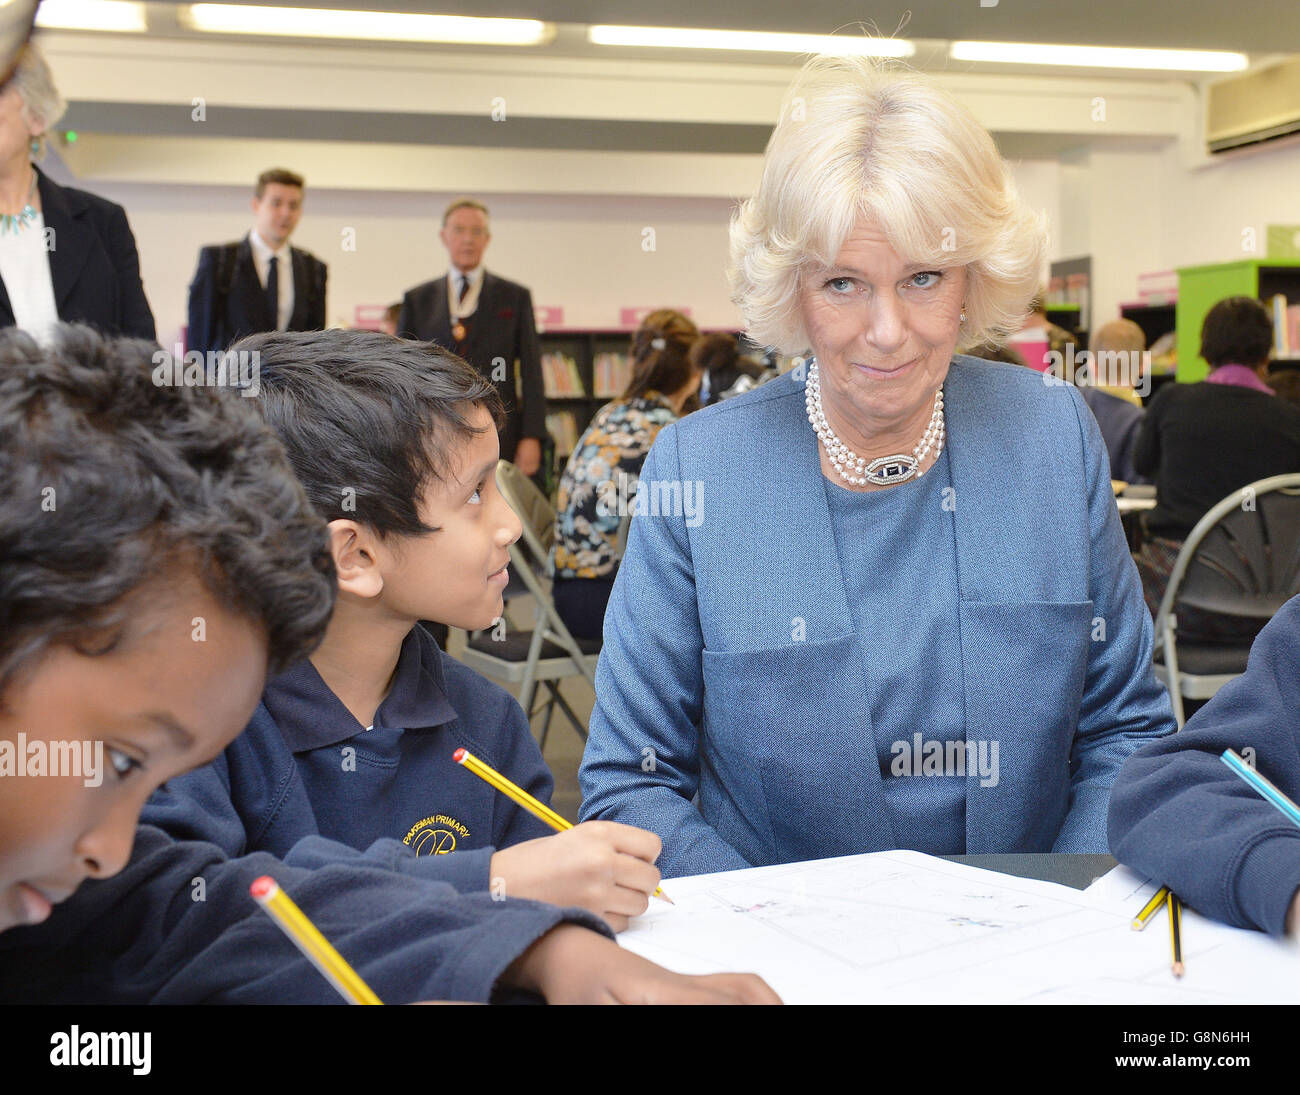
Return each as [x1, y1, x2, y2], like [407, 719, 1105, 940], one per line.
[50, 160, 1069, 345]
[1160, 136, 1300, 269]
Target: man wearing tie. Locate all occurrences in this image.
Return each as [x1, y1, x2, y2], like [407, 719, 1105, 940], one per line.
[398, 198, 545, 477]
[187, 168, 327, 355]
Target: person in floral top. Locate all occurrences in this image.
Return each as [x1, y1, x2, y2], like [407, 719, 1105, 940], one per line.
[552, 310, 701, 638]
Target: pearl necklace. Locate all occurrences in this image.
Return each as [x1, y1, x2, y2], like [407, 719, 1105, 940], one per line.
[804, 358, 945, 487]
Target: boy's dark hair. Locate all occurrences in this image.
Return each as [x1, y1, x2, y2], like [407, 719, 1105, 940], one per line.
[1200, 296, 1274, 370]
[256, 168, 304, 197]
[0, 326, 336, 697]
[238, 329, 504, 536]
[623, 309, 700, 402]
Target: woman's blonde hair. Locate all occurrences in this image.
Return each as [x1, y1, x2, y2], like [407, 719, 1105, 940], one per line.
[5, 43, 66, 160]
[728, 54, 1047, 355]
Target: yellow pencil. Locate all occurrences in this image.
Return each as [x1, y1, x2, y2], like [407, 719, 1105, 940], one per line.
[1168, 890, 1184, 978]
[250, 875, 383, 1004]
[1131, 885, 1170, 930]
[453, 747, 673, 904]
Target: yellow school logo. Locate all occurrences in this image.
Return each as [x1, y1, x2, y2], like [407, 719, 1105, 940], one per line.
[403, 814, 470, 856]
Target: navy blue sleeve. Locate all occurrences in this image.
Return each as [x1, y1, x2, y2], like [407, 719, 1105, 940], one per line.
[186, 247, 220, 354]
[0, 826, 612, 1003]
[104, 202, 156, 341]
[1108, 595, 1300, 935]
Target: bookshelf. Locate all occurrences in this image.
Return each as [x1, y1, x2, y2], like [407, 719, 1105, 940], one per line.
[539, 330, 635, 470]
[539, 327, 744, 466]
[1175, 259, 1300, 381]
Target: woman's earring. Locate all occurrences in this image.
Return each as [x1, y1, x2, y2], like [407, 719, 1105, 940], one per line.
[29, 138, 39, 157]
[960, 307, 968, 323]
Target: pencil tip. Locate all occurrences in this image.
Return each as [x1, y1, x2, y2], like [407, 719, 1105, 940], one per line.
[1172, 962, 1185, 978]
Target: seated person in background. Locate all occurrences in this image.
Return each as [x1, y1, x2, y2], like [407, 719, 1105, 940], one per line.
[1132, 296, 1300, 630]
[965, 339, 1029, 369]
[1009, 296, 1076, 372]
[694, 331, 767, 407]
[551, 309, 701, 640]
[144, 330, 669, 932]
[1268, 362, 1300, 409]
[1076, 318, 1147, 485]
[1109, 593, 1300, 936]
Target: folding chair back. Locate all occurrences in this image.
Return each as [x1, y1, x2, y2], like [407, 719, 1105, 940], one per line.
[495, 458, 555, 572]
[1154, 473, 1300, 726]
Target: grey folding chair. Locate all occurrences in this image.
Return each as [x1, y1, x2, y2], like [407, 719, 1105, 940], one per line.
[457, 460, 601, 749]
[1152, 473, 1300, 727]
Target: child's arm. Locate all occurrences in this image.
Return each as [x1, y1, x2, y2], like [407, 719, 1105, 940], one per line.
[0, 826, 779, 1004]
[1108, 596, 1300, 935]
[0, 825, 607, 1004]
[503, 923, 781, 1004]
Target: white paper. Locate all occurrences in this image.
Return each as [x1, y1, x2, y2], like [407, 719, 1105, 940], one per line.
[619, 851, 1300, 1004]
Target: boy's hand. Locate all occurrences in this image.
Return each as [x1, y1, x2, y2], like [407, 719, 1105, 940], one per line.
[489, 820, 661, 932]
[503, 924, 782, 1004]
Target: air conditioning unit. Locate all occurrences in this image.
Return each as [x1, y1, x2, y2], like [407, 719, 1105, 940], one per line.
[1206, 56, 1300, 154]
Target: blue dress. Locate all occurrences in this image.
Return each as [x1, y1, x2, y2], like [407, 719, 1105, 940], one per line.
[823, 447, 965, 854]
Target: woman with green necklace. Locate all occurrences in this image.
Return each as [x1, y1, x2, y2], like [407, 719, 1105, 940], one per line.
[0, 44, 154, 343]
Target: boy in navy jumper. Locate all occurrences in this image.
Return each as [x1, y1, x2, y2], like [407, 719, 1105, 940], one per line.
[144, 329, 667, 931]
[0, 325, 779, 1004]
[1109, 593, 1300, 936]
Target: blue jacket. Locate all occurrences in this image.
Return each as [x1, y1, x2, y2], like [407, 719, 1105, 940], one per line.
[144, 624, 555, 893]
[1109, 595, 1300, 936]
[579, 357, 1175, 876]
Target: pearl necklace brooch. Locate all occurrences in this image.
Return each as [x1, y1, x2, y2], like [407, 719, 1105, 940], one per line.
[804, 358, 945, 487]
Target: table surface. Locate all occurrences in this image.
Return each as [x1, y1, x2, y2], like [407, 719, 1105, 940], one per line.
[939, 852, 1118, 890]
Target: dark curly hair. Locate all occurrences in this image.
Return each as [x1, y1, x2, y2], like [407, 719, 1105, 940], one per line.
[1200, 296, 1274, 370]
[239, 329, 504, 536]
[0, 325, 336, 697]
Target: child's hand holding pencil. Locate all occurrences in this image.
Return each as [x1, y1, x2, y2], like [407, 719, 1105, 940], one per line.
[489, 821, 663, 933]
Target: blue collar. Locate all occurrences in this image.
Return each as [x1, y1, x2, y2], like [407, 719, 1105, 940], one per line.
[263, 625, 458, 752]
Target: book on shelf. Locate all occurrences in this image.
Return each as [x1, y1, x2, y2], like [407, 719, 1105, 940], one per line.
[1271, 295, 1300, 358]
[541, 352, 585, 397]
[593, 352, 630, 398]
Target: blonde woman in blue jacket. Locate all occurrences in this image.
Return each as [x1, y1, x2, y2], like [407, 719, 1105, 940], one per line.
[578, 54, 1176, 878]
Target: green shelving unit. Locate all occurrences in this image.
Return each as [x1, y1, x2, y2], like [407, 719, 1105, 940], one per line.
[1175, 259, 1300, 381]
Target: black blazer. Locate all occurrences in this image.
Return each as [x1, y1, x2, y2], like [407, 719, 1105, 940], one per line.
[397, 270, 545, 456]
[187, 234, 327, 355]
[0, 166, 155, 340]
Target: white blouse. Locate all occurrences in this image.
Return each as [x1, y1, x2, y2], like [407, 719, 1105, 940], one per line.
[0, 212, 58, 344]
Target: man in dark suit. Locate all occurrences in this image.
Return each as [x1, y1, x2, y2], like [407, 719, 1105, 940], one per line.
[397, 198, 544, 476]
[187, 168, 326, 355]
